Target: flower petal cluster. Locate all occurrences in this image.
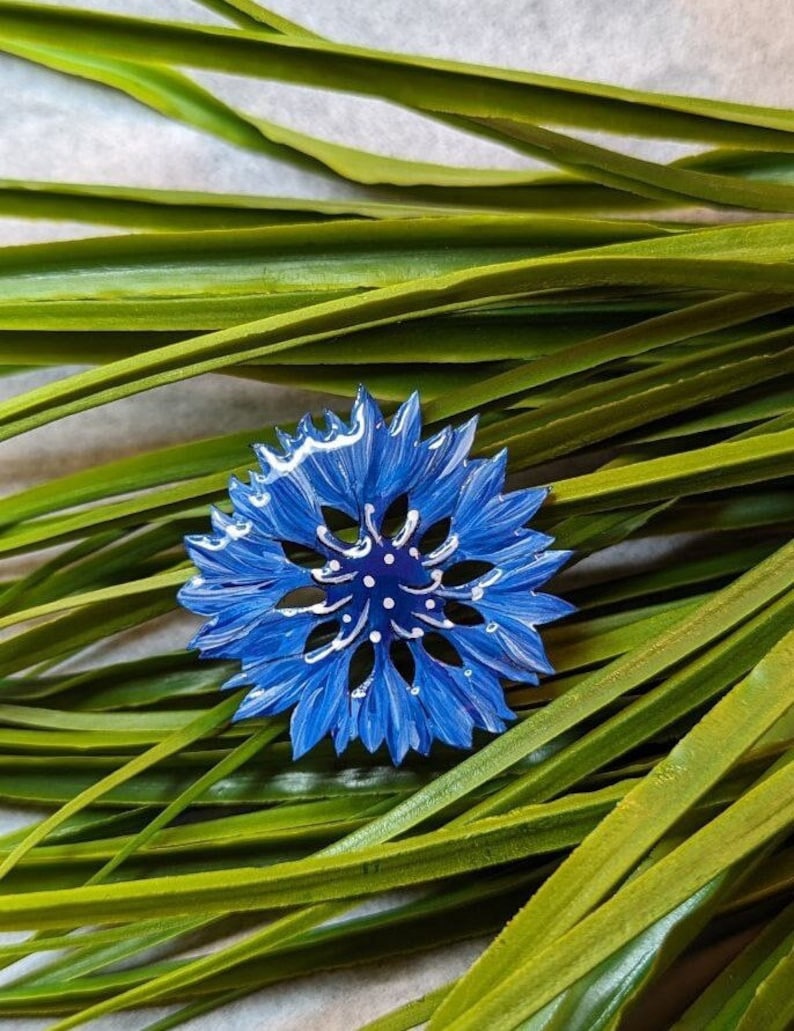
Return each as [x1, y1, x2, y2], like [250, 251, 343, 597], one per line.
[179, 389, 574, 764]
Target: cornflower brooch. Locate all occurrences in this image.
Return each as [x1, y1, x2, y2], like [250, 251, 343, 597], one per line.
[179, 389, 573, 764]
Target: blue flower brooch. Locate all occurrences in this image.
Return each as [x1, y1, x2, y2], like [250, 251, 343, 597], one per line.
[179, 389, 573, 764]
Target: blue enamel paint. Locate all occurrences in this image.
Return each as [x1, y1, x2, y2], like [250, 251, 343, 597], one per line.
[179, 388, 574, 764]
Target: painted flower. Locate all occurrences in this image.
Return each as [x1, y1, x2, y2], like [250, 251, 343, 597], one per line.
[179, 388, 573, 764]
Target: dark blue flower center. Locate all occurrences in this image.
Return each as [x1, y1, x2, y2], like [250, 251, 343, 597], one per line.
[306, 506, 453, 660]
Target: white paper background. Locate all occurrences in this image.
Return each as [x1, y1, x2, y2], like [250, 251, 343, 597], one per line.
[0, 1, 792, 1027]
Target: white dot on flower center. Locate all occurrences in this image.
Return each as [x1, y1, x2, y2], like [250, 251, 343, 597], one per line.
[369, 630, 382, 643]
[342, 614, 352, 624]
[409, 547, 419, 558]
[328, 559, 341, 571]
[383, 597, 395, 610]
[363, 575, 376, 588]
[383, 553, 395, 565]
[425, 599, 436, 609]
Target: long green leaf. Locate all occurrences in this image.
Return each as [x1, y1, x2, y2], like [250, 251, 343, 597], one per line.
[1, 4, 792, 146]
[431, 628, 794, 1024]
[0, 693, 243, 881]
[3, 221, 794, 440]
[431, 755, 794, 1031]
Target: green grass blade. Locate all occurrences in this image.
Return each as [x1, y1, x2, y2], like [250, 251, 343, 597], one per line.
[548, 427, 794, 512]
[674, 902, 794, 1030]
[432, 628, 794, 1024]
[431, 755, 794, 1031]
[425, 292, 792, 422]
[3, 223, 794, 441]
[0, 693, 243, 881]
[0, 4, 792, 146]
[464, 116, 794, 210]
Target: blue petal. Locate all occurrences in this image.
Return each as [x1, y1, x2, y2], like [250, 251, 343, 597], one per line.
[411, 644, 474, 749]
[356, 649, 431, 764]
[291, 673, 351, 760]
[365, 392, 427, 522]
[413, 643, 514, 735]
[239, 463, 323, 550]
[449, 623, 546, 683]
[190, 608, 316, 662]
[409, 416, 479, 530]
[450, 473, 552, 565]
[229, 655, 310, 720]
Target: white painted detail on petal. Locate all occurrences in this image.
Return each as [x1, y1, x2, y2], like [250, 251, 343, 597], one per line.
[416, 612, 455, 630]
[399, 569, 443, 595]
[479, 568, 504, 589]
[312, 569, 357, 585]
[422, 533, 459, 567]
[317, 524, 373, 560]
[390, 620, 424, 640]
[310, 594, 352, 616]
[363, 503, 382, 542]
[257, 412, 366, 480]
[336, 600, 370, 649]
[199, 536, 229, 551]
[392, 509, 419, 548]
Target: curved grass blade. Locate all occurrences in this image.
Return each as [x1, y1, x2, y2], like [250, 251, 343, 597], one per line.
[0, 692, 243, 882]
[0, 4, 793, 147]
[432, 627, 794, 1024]
[0, 37, 587, 197]
[25, 542, 794, 1026]
[0, 179, 468, 230]
[3, 224, 794, 441]
[462, 116, 794, 211]
[430, 754, 794, 1031]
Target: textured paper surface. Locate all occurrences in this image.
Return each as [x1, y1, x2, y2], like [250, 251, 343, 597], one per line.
[0, 1, 792, 1027]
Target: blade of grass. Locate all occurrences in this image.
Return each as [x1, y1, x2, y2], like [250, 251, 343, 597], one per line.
[431, 754, 794, 1031]
[1, 4, 793, 146]
[432, 628, 794, 1025]
[0, 692, 243, 882]
[27, 541, 794, 1025]
[3, 225, 794, 441]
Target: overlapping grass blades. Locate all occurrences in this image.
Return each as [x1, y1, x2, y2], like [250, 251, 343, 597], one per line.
[0, 2, 792, 1028]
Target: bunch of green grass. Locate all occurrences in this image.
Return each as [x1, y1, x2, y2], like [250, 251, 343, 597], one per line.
[0, 3, 792, 1028]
